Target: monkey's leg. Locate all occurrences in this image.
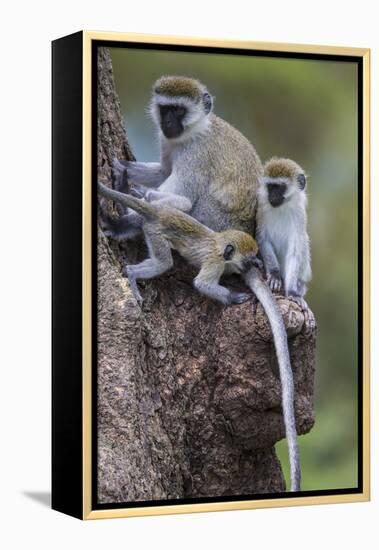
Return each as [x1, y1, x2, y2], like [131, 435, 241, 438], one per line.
[258, 239, 282, 292]
[297, 280, 307, 299]
[284, 253, 302, 299]
[292, 279, 316, 333]
[194, 264, 249, 306]
[117, 159, 168, 188]
[145, 190, 192, 212]
[124, 233, 173, 303]
[125, 260, 159, 303]
[285, 258, 316, 329]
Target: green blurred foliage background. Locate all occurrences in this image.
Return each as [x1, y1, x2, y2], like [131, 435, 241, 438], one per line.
[109, 47, 359, 491]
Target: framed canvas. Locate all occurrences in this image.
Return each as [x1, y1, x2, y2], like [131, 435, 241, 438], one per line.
[52, 31, 370, 520]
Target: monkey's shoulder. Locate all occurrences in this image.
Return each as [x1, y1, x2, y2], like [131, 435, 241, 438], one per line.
[210, 115, 261, 160]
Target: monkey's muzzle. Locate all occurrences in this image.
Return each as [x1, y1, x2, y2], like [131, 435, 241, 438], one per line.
[242, 255, 263, 272]
[159, 106, 184, 139]
[267, 183, 286, 208]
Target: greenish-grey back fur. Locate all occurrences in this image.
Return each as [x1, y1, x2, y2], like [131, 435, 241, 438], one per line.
[160, 113, 262, 234]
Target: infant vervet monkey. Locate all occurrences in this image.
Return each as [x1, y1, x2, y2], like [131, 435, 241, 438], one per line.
[98, 182, 262, 305]
[257, 157, 311, 306]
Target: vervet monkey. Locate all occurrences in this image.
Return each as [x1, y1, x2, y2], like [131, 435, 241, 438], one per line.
[100, 76, 301, 491]
[98, 182, 261, 305]
[105, 75, 261, 235]
[257, 157, 311, 306]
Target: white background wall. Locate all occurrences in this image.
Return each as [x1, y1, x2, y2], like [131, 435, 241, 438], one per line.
[0, 1, 377, 548]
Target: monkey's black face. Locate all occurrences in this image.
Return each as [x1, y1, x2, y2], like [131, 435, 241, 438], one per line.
[159, 105, 186, 139]
[267, 182, 287, 208]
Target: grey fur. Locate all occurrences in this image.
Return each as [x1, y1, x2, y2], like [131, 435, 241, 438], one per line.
[257, 167, 312, 302]
[120, 113, 261, 234]
[244, 269, 300, 491]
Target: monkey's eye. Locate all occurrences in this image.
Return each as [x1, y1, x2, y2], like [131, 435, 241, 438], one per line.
[223, 244, 235, 261]
[297, 173, 306, 189]
[176, 106, 186, 117]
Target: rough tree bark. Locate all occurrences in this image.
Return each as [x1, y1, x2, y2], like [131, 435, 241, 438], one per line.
[96, 47, 316, 503]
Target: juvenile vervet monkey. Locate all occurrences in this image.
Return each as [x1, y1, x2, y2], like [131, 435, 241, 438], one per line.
[257, 157, 311, 305]
[98, 182, 261, 305]
[100, 76, 301, 492]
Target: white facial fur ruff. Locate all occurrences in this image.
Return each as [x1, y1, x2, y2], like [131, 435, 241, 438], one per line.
[149, 94, 212, 143]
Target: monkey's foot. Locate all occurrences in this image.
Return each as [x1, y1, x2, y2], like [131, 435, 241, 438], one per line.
[123, 267, 144, 305]
[287, 295, 307, 309]
[267, 271, 282, 292]
[229, 291, 250, 305]
[287, 295, 316, 335]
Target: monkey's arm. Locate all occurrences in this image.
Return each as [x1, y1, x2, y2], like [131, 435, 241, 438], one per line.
[257, 238, 282, 292]
[145, 190, 192, 212]
[120, 160, 169, 188]
[194, 262, 249, 306]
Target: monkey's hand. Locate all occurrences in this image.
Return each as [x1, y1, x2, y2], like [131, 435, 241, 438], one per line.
[129, 184, 147, 199]
[112, 158, 130, 194]
[229, 291, 250, 305]
[267, 270, 282, 293]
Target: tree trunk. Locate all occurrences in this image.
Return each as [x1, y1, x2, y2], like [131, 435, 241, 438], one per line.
[96, 47, 316, 504]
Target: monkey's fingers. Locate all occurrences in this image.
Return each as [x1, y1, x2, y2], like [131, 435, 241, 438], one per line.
[112, 158, 130, 194]
[268, 273, 282, 293]
[129, 185, 147, 199]
[303, 307, 317, 336]
[287, 295, 306, 309]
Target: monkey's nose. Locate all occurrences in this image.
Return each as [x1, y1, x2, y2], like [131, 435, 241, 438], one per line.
[243, 256, 263, 271]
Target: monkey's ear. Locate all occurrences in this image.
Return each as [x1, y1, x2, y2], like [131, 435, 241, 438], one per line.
[203, 92, 213, 114]
[223, 244, 235, 261]
[297, 173, 306, 190]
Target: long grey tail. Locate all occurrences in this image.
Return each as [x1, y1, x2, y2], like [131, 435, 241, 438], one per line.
[98, 181, 156, 219]
[245, 268, 300, 492]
